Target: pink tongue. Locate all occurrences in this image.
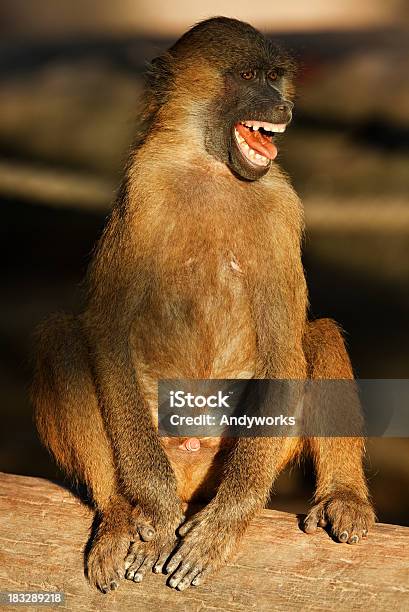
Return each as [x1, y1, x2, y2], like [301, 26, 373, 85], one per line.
[236, 123, 277, 160]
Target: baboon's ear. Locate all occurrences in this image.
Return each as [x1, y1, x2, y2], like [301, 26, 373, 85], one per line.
[145, 53, 174, 101]
[149, 56, 163, 70]
[147, 53, 172, 81]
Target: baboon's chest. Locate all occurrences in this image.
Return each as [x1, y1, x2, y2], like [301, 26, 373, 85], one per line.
[132, 248, 258, 380]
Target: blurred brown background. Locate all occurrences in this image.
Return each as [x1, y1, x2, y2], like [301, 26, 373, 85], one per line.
[0, 1, 408, 525]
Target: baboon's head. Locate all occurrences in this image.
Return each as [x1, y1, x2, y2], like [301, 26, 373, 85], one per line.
[145, 17, 296, 181]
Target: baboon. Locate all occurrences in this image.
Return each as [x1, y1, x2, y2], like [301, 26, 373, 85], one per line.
[32, 17, 375, 593]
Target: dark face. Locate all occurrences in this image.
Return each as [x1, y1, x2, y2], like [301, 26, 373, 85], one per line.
[207, 66, 294, 181]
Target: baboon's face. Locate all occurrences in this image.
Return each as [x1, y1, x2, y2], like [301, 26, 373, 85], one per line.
[209, 64, 294, 181]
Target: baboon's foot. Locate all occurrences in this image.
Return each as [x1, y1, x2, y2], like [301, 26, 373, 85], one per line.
[124, 528, 179, 584]
[164, 506, 242, 591]
[87, 527, 131, 593]
[87, 503, 155, 593]
[304, 490, 375, 544]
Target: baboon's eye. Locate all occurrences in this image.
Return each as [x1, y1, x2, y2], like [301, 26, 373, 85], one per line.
[240, 70, 256, 80]
[268, 69, 278, 82]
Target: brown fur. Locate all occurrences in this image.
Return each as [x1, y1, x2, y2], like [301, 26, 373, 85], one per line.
[31, 17, 374, 593]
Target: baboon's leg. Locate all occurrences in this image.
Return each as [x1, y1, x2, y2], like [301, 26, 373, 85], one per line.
[303, 318, 375, 543]
[160, 364, 308, 590]
[31, 314, 153, 592]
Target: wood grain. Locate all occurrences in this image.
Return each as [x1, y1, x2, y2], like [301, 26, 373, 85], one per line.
[0, 472, 408, 611]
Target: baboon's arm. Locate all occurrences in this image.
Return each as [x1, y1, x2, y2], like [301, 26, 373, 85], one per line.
[84, 214, 182, 526]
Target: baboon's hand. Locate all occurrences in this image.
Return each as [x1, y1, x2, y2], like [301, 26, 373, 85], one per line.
[165, 506, 242, 591]
[304, 490, 375, 544]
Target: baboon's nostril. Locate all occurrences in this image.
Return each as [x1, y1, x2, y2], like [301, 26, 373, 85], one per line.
[275, 101, 294, 114]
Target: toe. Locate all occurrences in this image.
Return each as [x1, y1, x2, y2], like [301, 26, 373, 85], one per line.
[153, 550, 172, 574]
[166, 553, 183, 575]
[178, 518, 197, 536]
[348, 534, 360, 544]
[339, 530, 349, 543]
[304, 508, 321, 534]
[192, 566, 210, 586]
[138, 524, 156, 542]
[132, 556, 155, 582]
[177, 567, 202, 591]
[169, 559, 194, 588]
[125, 549, 146, 579]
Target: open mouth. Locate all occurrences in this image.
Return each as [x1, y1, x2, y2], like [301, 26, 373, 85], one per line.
[233, 120, 287, 167]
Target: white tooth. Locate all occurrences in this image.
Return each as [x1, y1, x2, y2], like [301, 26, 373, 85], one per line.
[271, 124, 286, 133]
[235, 129, 245, 143]
[253, 125, 259, 131]
[255, 153, 263, 160]
[248, 149, 255, 157]
[241, 142, 249, 150]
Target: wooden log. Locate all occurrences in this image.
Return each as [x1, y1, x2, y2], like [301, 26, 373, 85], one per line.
[0, 472, 408, 611]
